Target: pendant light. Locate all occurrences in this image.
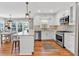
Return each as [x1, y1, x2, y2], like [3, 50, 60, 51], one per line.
[25, 2, 32, 21]
[25, 2, 29, 18]
[8, 14, 12, 22]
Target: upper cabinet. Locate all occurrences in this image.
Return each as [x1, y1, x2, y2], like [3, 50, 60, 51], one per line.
[33, 14, 57, 26]
[56, 5, 76, 25]
[34, 4, 76, 26]
[33, 16, 41, 26]
[56, 9, 70, 25]
[69, 5, 76, 25]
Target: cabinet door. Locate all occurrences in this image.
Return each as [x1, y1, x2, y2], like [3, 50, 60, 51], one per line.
[48, 31, 55, 40]
[46, 31, 50, 40]
[69, 6, 75, 25]
[20, 36, 34, 54]
[69, 35, 75, 54]
[46, 32, 50, 39]
[46, 31, 53, 40]
[34, 17, 41, 26]
[64, 34, 68, 47]
[64, 33, 75, 54]
[41, 31, 47, 40]
[41, 31, 51, 40]
[64, 33, 70, 49]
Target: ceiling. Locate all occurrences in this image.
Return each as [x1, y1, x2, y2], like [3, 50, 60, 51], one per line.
[0, 2, 74, 18]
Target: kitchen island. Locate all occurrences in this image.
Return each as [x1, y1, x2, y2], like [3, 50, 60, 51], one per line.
[13, 30, 34, 55]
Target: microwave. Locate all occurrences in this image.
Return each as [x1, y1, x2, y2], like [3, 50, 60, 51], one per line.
[60, 15, 69, 25]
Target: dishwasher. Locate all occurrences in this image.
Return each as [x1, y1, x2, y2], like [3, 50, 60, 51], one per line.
[34, 31, 41, 41]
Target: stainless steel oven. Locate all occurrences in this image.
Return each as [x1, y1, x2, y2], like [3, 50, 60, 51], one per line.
[56, 32, 64, 48]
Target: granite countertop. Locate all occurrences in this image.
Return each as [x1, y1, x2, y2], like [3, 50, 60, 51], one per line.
[13, 30, 34, 36]
[57, 31, 73, 33]
[0, 31, 16, 35]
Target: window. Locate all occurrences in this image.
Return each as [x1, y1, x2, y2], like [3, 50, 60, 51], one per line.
[12, 20, 29, 34]
[0, 20, 4, 32]
[12, 21, 16, 32]
[18, 22, 22, 32]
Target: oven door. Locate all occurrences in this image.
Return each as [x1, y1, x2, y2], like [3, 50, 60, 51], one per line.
[56, 34, 62, 42]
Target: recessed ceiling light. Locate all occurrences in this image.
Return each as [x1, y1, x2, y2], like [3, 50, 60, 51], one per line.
[49, 10, 53, 13]
[37, 10, 41, 13]
[41, 20, 48, 23]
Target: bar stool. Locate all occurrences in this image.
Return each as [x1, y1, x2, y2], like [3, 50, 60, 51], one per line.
[11, 36, 20, 54]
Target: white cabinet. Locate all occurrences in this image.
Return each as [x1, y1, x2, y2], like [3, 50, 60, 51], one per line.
[34, 14, 58, 26]
[56, 5, 76, 25]
[41, 31, 48, 40]
[69, 5, 76, 25]
[56, 9, 70, 25]
[33, 17, 41, 26]
[64, 33, 75, 54]
[41, 31, 56, 40]
[19, 35, 34, 55]
[48, 15, 58, 25]
[49, 31, 56, 40]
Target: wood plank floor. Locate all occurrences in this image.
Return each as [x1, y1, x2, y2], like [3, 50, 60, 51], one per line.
[33, 40, 74, 56]
[0, 40, 74, 56]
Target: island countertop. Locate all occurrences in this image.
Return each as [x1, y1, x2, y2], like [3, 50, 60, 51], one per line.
[13, 30, 34, 36]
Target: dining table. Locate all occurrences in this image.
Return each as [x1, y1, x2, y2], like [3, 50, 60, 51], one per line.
[0, 32, 16, 45]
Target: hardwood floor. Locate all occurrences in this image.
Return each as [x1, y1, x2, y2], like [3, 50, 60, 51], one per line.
[0, 40, 74, 56]
[0, 42, 12, 56]
[33, 40, 74, 56]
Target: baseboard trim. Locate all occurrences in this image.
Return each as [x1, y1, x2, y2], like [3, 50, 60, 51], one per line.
[35, 39, 56, 42]
[54, 41, 75, 56]
[41, 39, 56, 42]
[64, 48, 75, 56]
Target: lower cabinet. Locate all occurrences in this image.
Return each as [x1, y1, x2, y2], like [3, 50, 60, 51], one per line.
[19, 35, 34, 55]
[41, 31, 50, 40]
[41, 31, 56, 40]
[64, 33, 75, 54]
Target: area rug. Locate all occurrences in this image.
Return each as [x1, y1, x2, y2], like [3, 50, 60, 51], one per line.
[41, 42, 59, 52]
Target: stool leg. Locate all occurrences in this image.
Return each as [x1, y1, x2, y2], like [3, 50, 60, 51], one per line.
[11, 42, 14, 54]
[17, 41, 20, 53]
[18, 41, 20, 53]
[15, 41, 16, 53]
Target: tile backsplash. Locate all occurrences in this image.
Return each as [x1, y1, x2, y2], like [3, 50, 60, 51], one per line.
[57, 25, 75, 32]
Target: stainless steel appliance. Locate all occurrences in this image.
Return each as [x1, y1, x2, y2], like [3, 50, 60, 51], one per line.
[35, 31, 41, 41]
[60, 15, 69, 25]
[56, 31, 64, 48]
[56, 31, 72, 48]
